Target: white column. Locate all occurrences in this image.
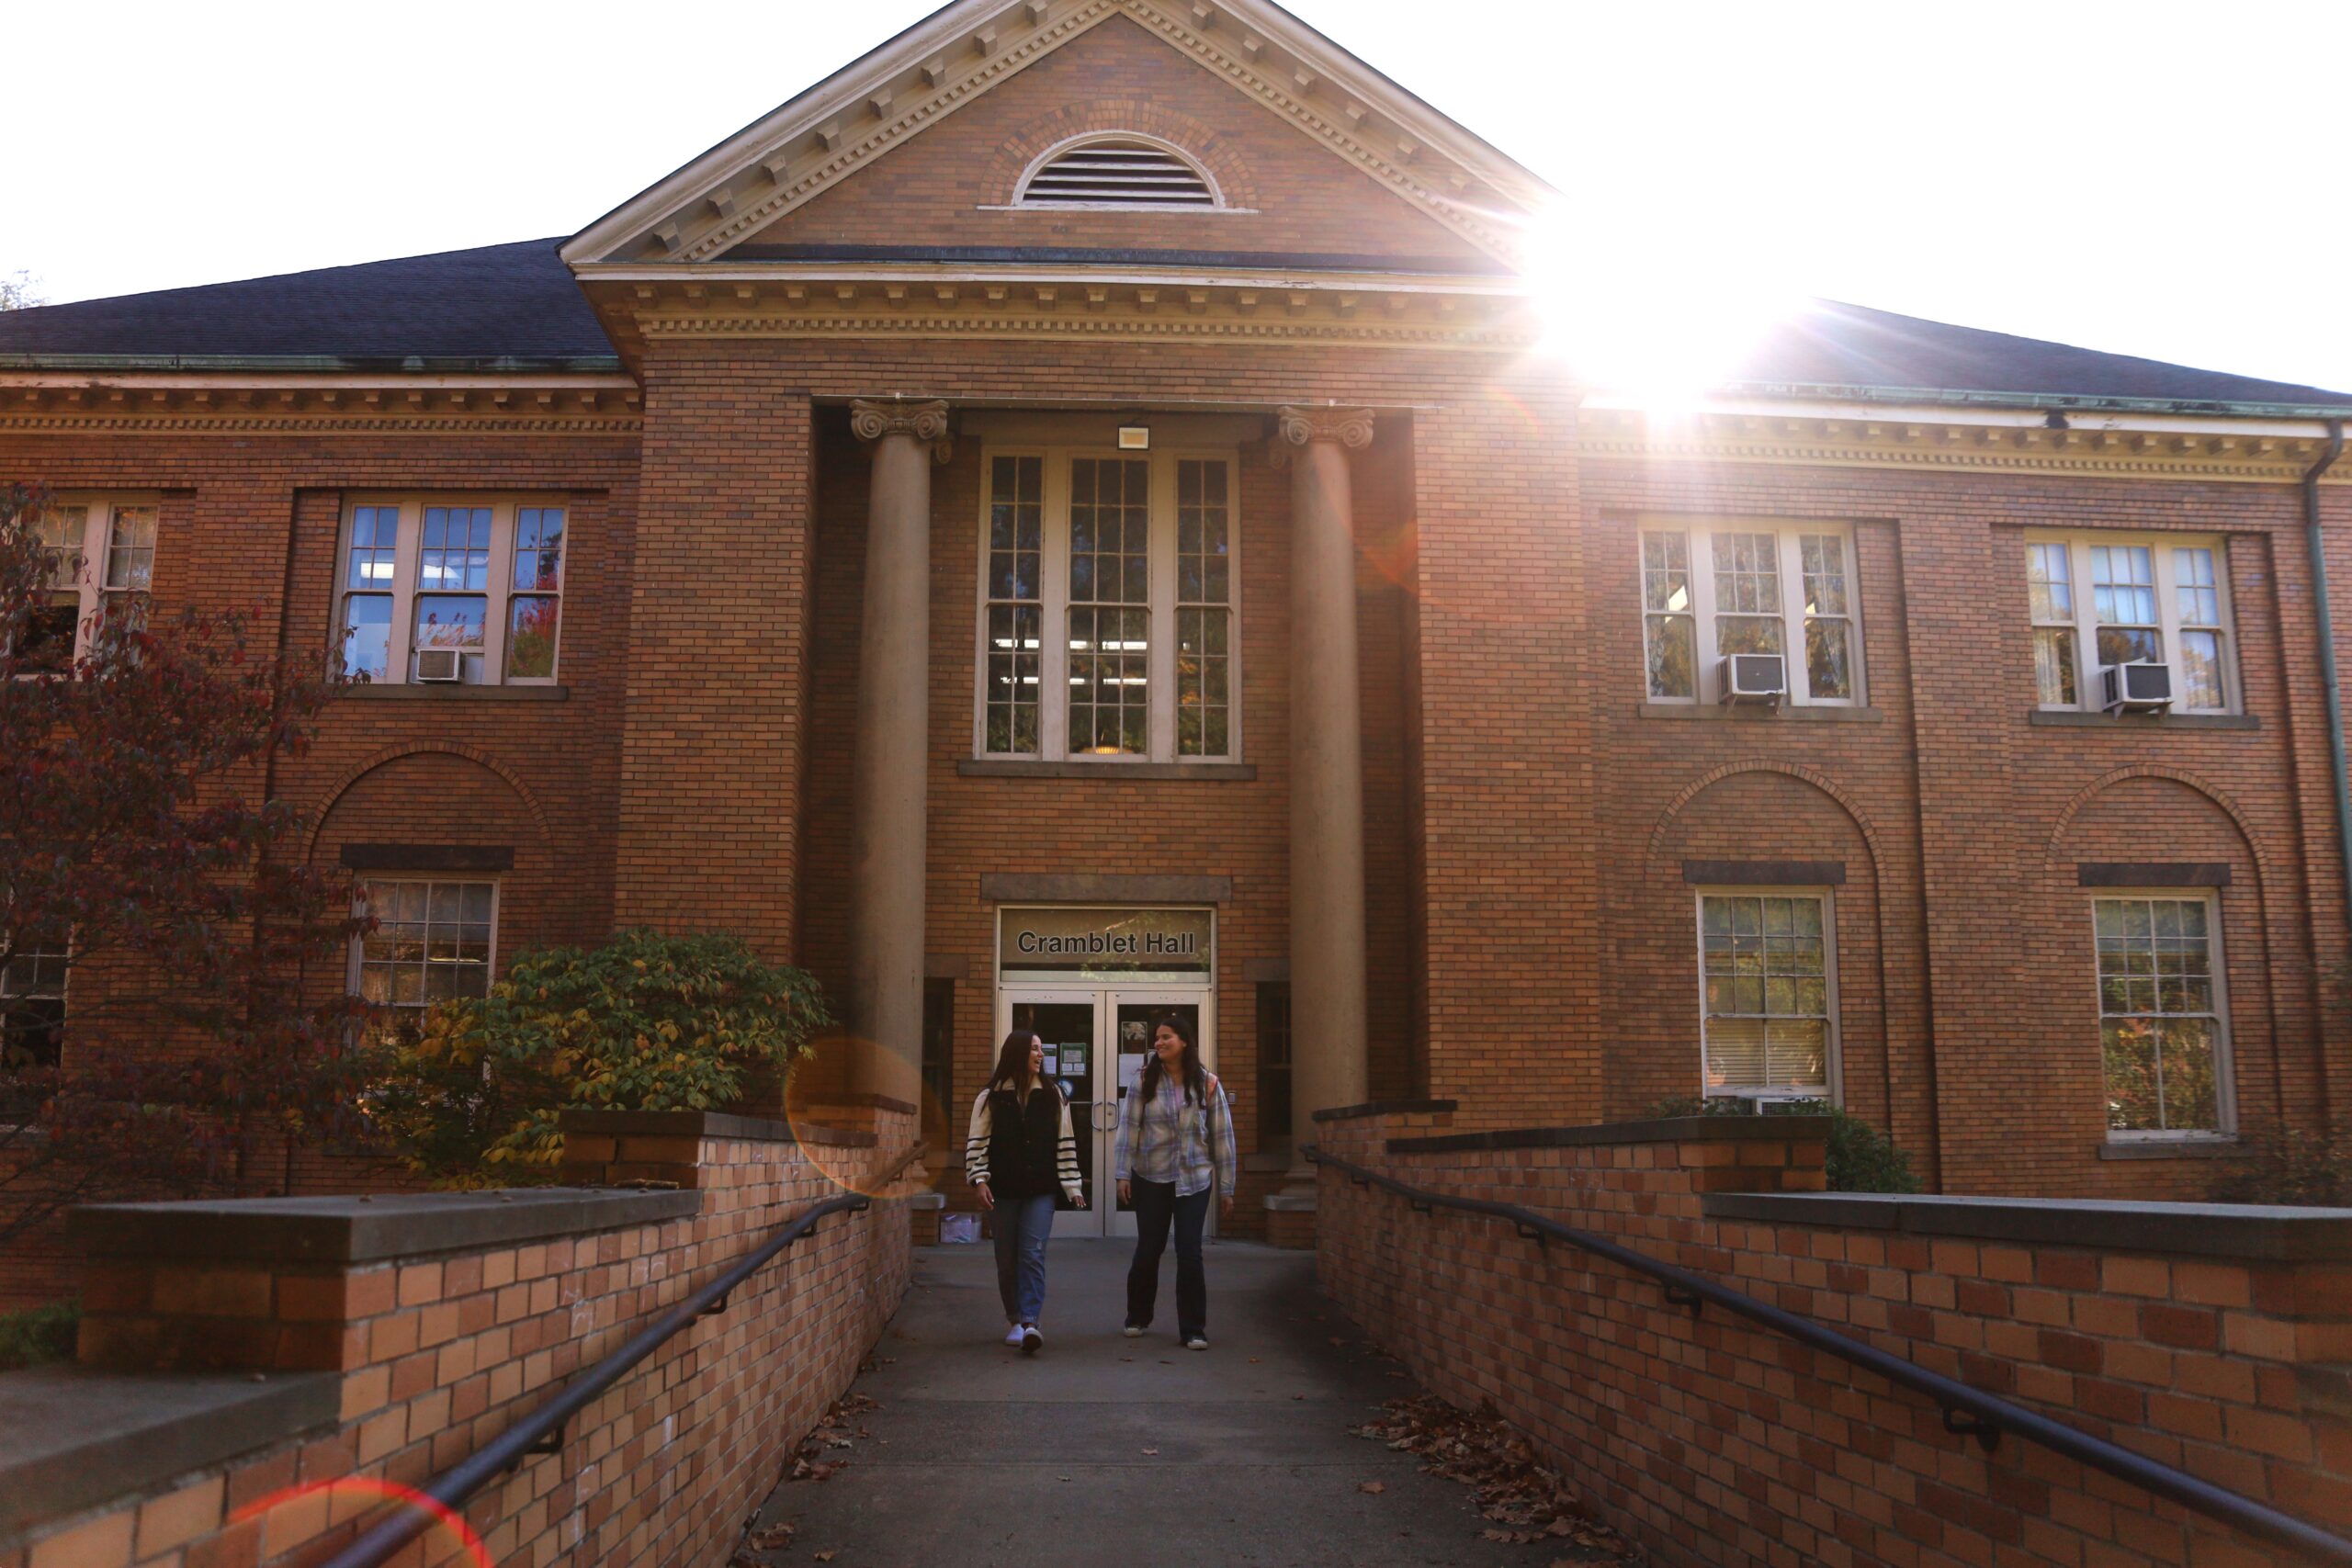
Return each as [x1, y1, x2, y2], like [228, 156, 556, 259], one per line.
[846, 399, 949, 1100]
[1279, 405, 1374, 1179]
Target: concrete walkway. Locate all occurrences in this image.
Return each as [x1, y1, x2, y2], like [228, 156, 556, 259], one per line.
[740, 1239, 1568, 1568]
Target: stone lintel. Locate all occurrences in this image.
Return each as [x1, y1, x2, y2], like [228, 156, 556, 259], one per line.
[979, 873, 1234, 904]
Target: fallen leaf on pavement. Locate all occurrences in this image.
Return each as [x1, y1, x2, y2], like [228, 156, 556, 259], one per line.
[1359, 1481, 1386, 1495]
[813, 1554, 835, 1563]
[1141, 1449, 1159, 1456]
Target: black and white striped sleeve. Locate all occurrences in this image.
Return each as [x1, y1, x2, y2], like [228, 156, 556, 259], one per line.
[1056, 1094, 1085, 1204]
[964, 1091, 994, 1189]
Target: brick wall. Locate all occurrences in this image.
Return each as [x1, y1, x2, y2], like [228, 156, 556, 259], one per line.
[0, 1109, 913, 1568]
[6, 331, 2351, 1252]
[1314, 1107, 2352, 1568]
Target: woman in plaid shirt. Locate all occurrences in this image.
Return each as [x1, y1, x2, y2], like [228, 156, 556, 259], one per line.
[1114, 1013, 1236, 1350]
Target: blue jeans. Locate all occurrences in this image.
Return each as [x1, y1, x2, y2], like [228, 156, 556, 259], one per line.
[992, 1193, 1057, 1325]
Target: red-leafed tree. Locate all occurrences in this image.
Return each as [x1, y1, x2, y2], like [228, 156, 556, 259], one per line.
[0, 480, 376, 1247]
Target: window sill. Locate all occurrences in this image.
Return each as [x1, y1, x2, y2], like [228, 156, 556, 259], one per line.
[957, 759, 1257, 782]
[2030, 709, 2256, 731]
[1636, 702, 1883, 724]
[342, 683, 570, 703]
[2098, 1137, 2242, 1161]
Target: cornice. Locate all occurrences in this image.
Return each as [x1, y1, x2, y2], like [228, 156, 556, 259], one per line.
[1579, 410, 2347, 486]
[573, 0, 1532, 270]
[633, 310, 1531, 352]
[0, 384, 642, 436]
[598, 274, 1536, 354]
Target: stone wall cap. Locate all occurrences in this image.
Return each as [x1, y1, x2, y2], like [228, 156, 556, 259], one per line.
[69, 1187, 701, 1266]
[1390, 1115, 1834, 1153]
[0, 1367, 337, 1540]
[1262, 1192, 1319, 1212]
[560, 1108, 800, 1143]
[1312, 1099, 1459, 1122]
[792, 1091, 921, 1116]
[1701, 1191, 2352, 1262]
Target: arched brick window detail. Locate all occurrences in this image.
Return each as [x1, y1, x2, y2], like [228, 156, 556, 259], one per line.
[1015, 132, 1223, 209]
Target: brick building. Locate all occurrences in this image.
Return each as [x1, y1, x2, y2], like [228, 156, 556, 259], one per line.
[5, 0, 2349, 1256]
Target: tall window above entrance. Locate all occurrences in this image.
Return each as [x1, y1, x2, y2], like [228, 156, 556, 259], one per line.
[976, 447, 1239, 763]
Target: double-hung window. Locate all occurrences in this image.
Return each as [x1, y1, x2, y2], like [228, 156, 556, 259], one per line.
[1695, 890, 1838, 1099]
[2025, 533, 2237, 713]
[0, 938, 67, 1074]
[335, 499, 567, 684]
[14, 496, 158, 673]
[2092, 893, 2231, 1138]
[351, 878, 498, 1009]
[976, 448, 1239, 762]
[1640, 522, 1862, 705]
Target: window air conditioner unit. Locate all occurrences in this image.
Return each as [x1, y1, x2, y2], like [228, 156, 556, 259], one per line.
[2101, 660, 2172, 714]
[413, 648, 464, 682]
[1717, 653, 1785, 707]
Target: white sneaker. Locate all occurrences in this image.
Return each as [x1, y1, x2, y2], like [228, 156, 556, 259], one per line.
[1122, 1325, 1145, 1337]
[1184, 1336, 1209, 1351]
[1004, 1324, 1025, 1347]
[1022, 1325, 1043, 1354]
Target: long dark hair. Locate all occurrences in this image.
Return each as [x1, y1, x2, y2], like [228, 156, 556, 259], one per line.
[987, 1030, 1056, 1100]
[1136, 1013, 1206, 1106]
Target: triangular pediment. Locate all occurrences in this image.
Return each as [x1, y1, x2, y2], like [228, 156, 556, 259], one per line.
[561, 0, 1548, 272]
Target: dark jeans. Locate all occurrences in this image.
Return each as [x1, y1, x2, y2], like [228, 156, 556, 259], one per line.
[1125, 1179, 1211, 1337]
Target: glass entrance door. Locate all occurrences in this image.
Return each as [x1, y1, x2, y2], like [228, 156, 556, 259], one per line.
[1106, 992, 1209, 1240]
[1001, 993, 1105, 1239]
[998, 988, 1214, 1239]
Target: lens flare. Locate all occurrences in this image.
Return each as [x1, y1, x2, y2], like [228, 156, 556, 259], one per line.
[781, 1032, 939, 1199]
[230, 1475, 491, 1568]
[1515, 201, 1799, 410]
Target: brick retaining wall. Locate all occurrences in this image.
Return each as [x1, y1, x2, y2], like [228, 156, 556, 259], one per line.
[0, 1107, 914, 1568]
[1314, 1106, 2352, 1568]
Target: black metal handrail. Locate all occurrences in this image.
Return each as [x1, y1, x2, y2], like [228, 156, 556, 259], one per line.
[1306, 1145, 2352, 1566]
[317, 1180, 891, 1568]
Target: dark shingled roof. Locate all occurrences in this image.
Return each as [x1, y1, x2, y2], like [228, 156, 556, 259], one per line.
[1730, 299, 2352, 412]
[0, 239, 618, 368]
[3, 238, 2346, 411]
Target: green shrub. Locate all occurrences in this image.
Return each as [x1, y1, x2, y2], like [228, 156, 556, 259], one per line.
[0, 1300, 79, 1371]
[1647, 1096, 1923, 1194]
[368, 931, 831, 1188]
[2206, 1122, 2352, 1207]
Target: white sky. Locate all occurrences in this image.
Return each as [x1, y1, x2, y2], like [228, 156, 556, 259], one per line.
[7, 0, 2349, 393]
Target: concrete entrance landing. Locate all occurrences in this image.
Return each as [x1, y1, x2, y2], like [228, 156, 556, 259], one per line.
[741, 1239, 1558, 1567]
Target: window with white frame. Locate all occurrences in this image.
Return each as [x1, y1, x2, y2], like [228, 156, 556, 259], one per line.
[351, 879, 498, 1008]
[2026, 533, 2237, 713]
[1695, 890, 1837, 1098]
[13, 496, 157, 673]
[976, 448, 1238, 762]
[335, 500, 567, 684]
[2093, 894, 2231, 1137]
[1640, 523, 1861, 705]
[0, 936, 67, 1074]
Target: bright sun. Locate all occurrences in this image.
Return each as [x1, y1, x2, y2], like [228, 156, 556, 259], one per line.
[1514, 203, 1802, 409]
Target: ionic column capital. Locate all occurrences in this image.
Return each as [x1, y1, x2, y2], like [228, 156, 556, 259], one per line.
[849, 398, 953, 463]
[1275, 404, 1374, 451]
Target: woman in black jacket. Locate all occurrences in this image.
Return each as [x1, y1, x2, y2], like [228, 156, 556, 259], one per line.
[964, 1031, 1085, 1352]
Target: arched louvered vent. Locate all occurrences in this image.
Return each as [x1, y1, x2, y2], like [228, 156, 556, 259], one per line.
[1019, 138, 1219, 209]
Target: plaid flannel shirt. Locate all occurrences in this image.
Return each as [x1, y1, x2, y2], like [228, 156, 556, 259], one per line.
[1114, 1067, 1237, 1199]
